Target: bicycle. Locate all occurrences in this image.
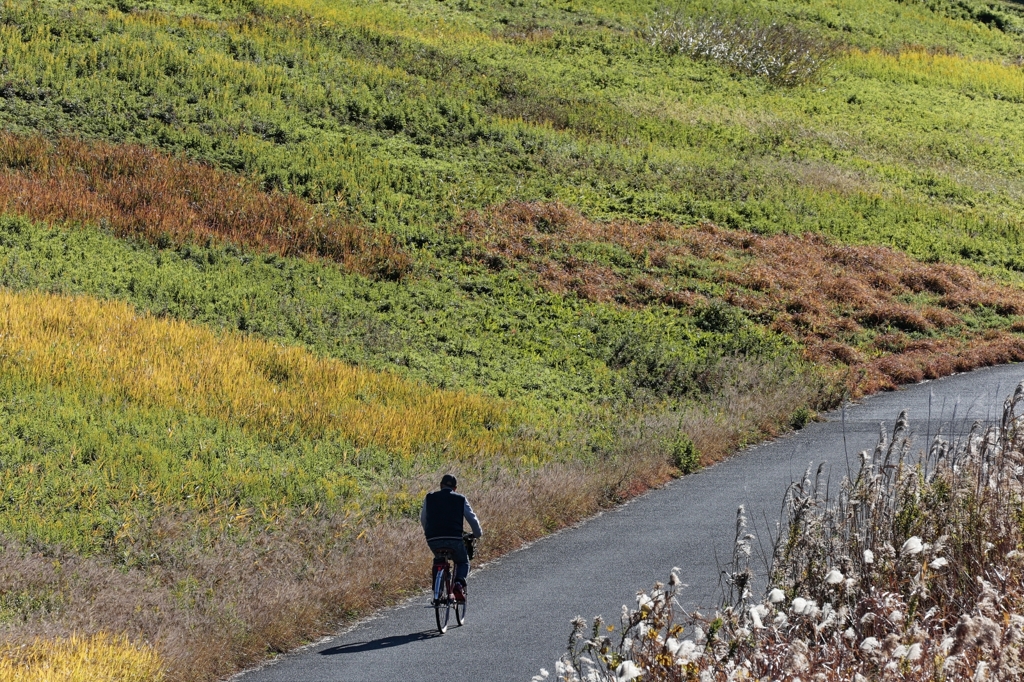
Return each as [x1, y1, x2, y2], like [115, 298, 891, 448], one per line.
[431, 534, 476, 634]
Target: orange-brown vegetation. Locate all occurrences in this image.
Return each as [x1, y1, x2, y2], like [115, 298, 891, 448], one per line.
[0, 133, 410, 279]
[461, 202, 1024, 395]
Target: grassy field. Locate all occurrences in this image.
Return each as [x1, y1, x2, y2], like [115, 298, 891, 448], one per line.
[1, 0, 1022, 269]
[0, 0, 1023, 677]
[0, 287, 526, 552]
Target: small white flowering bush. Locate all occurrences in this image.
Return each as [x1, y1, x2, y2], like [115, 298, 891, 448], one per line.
[642, 8, 841, 87]
[541, 384, 1024, 681]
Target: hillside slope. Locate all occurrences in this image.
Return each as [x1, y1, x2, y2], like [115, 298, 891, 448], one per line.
[0, 0, 1023, 678]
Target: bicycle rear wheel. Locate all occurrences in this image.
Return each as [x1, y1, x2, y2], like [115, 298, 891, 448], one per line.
[454, 592, 466, 626]
[433, 567, 452, 634]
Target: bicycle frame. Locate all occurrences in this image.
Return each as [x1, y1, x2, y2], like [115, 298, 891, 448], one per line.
[431, 549, 465, 633]
[432, 556, 452, 602]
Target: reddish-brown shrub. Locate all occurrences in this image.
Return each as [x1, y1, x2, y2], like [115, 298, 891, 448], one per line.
[922, 305, 961, 328]
[0, 133, 410, 280]
[857, 303, 933, 333]
[460, 201, 1024, 397]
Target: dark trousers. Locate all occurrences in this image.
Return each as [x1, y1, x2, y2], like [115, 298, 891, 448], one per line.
[428, 538, 469, 582]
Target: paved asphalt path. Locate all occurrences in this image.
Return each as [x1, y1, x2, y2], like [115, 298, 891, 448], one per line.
[236, 364, 1024, 682]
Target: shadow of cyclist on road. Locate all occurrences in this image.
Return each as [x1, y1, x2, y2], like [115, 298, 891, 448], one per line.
[319, 630, 441, 656]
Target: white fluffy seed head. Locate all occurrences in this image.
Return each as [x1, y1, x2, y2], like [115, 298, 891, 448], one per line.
[863, 550, 874, 564]
[824, 569, 844, 585]
[901, 537, 924, 556]
[614, 660, 643, 682]
[929, 557, 949, 570]
[768, 588, 785, 603]
[860, 637, 880, 652]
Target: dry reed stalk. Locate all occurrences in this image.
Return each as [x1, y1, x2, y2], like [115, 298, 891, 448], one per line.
[461, 201, 1024, 396]
[548, 385, 1024, 681]
[0, 132, 410, 280]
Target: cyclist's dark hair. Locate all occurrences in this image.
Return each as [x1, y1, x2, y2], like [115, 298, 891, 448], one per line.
[440, 474, 457, 489]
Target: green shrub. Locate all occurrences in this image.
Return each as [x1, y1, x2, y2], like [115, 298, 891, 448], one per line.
[668, 433, 701, 474]
[789, 405, 812, 429]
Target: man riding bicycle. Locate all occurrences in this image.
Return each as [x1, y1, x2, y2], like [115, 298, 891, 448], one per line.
[421, 474, 482, 602]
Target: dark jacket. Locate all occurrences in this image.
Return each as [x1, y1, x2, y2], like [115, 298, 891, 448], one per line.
[420, 487, 483, 541]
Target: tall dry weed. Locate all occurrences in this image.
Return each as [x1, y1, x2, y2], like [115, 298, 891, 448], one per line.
[546, 385, 1024, 681]
[643, 8, 842, 86]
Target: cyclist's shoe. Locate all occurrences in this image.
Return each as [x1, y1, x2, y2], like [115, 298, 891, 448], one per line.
[453, 580, 466, 602]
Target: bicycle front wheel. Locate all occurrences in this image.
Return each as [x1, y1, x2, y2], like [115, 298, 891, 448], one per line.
[434, 569, 451, 634]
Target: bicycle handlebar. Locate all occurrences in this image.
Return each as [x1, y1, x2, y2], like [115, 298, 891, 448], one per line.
[462, 532, 477, 560]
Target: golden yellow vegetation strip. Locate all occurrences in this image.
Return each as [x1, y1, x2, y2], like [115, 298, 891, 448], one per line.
[0, 289, 512, 458]
[844, 48, 1024, 101]
[0, 633, 164, 682]
[264, 0, 490, 46]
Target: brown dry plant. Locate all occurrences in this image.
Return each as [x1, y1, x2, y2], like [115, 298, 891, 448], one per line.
[461, 201, 1024, 395]
[0, 132, 410, 279]
[548, 384, 1024, 681]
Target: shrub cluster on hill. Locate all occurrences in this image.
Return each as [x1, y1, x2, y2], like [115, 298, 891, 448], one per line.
[643, 8, 842, 86]
[463, 201, 1024, 395]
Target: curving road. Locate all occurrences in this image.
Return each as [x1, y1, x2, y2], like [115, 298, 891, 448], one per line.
[234, 364, 1024, 682]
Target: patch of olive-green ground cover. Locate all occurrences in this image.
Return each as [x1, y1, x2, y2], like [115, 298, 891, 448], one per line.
[2, 0, 1024, 276]
[0, 377, 371, 558]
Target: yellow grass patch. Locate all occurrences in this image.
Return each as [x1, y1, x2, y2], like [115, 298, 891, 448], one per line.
[844, 47, 1024, 101]
[265, 0, 490, 47]
[0, 633, 163, 682]
[0, 289, 513, 458]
